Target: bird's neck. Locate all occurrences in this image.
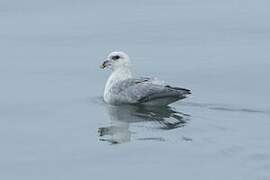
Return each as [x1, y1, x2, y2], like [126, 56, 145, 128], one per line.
[104, 67, 132, 95]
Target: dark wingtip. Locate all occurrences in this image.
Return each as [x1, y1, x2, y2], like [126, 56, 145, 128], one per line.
[165, 85, 191, 95]
[186, 89, 192, 95]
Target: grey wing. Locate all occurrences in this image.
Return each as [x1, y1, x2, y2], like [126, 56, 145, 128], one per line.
[112, 78, 191, 106]
[111, 77, 151, 94]
[109, 77, 151, 104]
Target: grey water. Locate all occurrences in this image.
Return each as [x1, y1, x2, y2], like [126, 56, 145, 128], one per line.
[1, 0, 270, 179]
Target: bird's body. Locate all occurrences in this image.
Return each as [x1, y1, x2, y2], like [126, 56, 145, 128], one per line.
[101, 51, 191, 106]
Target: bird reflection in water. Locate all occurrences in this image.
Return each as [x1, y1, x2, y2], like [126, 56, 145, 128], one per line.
[98, 105, 190, 144]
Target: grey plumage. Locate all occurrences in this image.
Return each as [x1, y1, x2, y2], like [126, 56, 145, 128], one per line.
[109, 77, 191, 106]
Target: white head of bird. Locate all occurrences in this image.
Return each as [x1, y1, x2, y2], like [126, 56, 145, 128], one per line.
[100, 51, 131, 71]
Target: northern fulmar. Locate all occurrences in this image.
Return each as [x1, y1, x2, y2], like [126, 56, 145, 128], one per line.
[100, 51, 191, 106]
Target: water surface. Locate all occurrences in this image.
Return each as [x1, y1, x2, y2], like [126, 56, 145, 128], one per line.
[1, 0, 270, 179]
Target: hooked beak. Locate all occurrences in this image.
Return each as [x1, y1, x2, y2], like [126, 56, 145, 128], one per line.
[100, 60, 110, 69]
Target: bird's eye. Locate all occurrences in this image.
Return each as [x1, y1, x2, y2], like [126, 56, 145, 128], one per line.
[111, 55, 120, 60]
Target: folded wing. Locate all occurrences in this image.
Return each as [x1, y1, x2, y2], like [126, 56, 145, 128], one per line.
[111, 77, 191, 106]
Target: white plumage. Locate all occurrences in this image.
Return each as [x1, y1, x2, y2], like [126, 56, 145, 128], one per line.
[100, 51, 191, 106]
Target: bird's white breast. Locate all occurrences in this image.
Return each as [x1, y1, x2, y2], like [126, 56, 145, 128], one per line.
[104, 67, 132, 103]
